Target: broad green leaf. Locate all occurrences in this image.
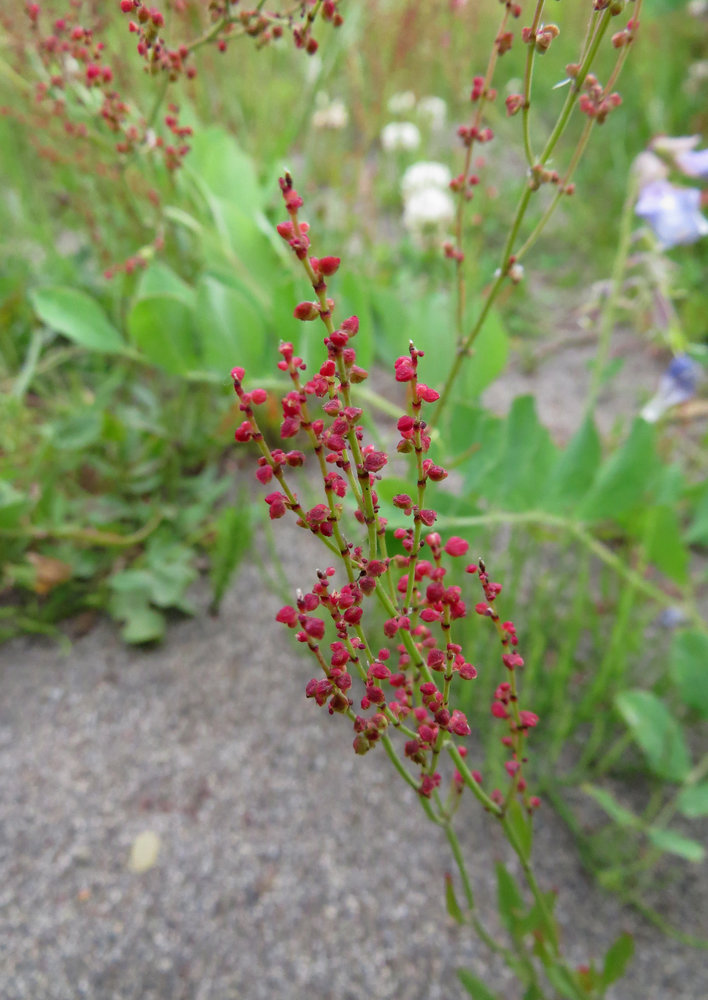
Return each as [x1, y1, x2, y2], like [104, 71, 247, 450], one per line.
[371, 287, 456, 389]
[643, 505, 689, 583]
[109, 587, 166, 644]
[647, 827, 705, 862]
[209, 504, 251, 614]
[463, 306, 509, 399]
[601, 932, 634, 988]
[676, 783, 708, 819]
[670, 630, 708, 718]
[444, 873, 467, 924]
[209, 198, 279, 291]
[489, 396, 556, 510]
[457, 970, 501, 1000]
[188, 126, 263, 207]
[615, 690, 691, 781]
[685, 480, 708, 545]
[581, 784, 642, 828]
[505, 797, 534, 863]
[451, 405, 504, 493]
[495, 860, 526, 935]
[337, 270, 374, 372]
[543, 415, 601, 512]
[127, 294, 199, 376]
[195, 276, 267, 375]
[579, 419, 658, 520]
[135, 261, 196, 308]
[31, 286, 125, 353]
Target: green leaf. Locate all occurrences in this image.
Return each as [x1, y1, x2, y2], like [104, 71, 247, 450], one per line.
[444, 873, 467, 925]
[51, 408, 104, 450]
[194, 276, 267, 375]
[495, 860, 526, 935]
[188, 126, 263, 208]
[462, 305, 509, 399]
[579, 419, 658, 521]
[135, 261, 196, 308]
[614, 690, 691, 781]
[337, 270, 374, 372]
[676, 783, 708, 819]
[457, 969, 501, 1000]
[0, 482, 29, 529]
[108, 584, 166, 644]
[505, 798, 533, 862]
[581, 784, 642, 828]
[451, 404, 504, 493]
[208, 504, 251, 614]
[643, 505, 689, 583]
[543, 964, 584, 1000]
[670, 630, 708, 718]
[488, 396, 556, 510]
[127, 294, 199, 375]
[543, 415, 601, 512]
[685, 480, 708, 545]
[647, 827, 705, 862]
[31, 286, 125, 354]
[601, 931, 634, 987]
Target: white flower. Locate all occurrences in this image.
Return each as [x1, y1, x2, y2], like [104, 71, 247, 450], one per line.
[312, 97, 349, 130]
[632, 151, 669, 189]
[401, 161, 452, 201]
[403, 187, 455, 234]
[380, 121, 421, 153]
[650, 134, 701, 156]
[416, 95, 447, 129]
[387, 91, 416, 114]
[635, 179, 708, 249]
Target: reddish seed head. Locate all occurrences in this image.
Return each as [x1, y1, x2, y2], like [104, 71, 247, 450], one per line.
[318, 255, 341, 276]
[276, 605, 298, 626]
[293, 301, 320, 321]
[444, 537, 469, 557]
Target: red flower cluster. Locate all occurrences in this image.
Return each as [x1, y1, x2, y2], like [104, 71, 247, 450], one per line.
[231, 178, 541, 811]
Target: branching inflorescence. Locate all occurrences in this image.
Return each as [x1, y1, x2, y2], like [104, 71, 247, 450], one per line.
[232, 175, 540, 819]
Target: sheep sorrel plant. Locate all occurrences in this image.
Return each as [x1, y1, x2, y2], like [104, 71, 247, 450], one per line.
[231, 176, 635, 1000]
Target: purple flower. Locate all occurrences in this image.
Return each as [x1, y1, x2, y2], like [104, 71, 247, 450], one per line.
[675, 147, 708, 179]
[641, 354, 700, 422]
[635, 179, 708, 248]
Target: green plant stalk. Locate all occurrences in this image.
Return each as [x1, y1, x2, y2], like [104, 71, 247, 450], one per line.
[433, 7, 622, 430]
[584, 170, 640, 413]
[438, 510, 705, 634]
[521, 1, 546, 167]
[500, 816, 594, 1000]
[0, 512, 163, 547]
[452, 3, 511, 344]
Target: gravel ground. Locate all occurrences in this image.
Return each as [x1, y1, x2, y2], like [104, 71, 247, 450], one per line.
[2, 331, 706, 1000]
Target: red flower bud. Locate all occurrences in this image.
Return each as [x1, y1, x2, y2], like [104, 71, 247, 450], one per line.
[318, 256, 341, 276]
[293, 301, 320, 321]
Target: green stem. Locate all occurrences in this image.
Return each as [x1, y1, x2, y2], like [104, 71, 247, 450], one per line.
[436, 510, 705, 635]
[584, 169, 639, 414]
